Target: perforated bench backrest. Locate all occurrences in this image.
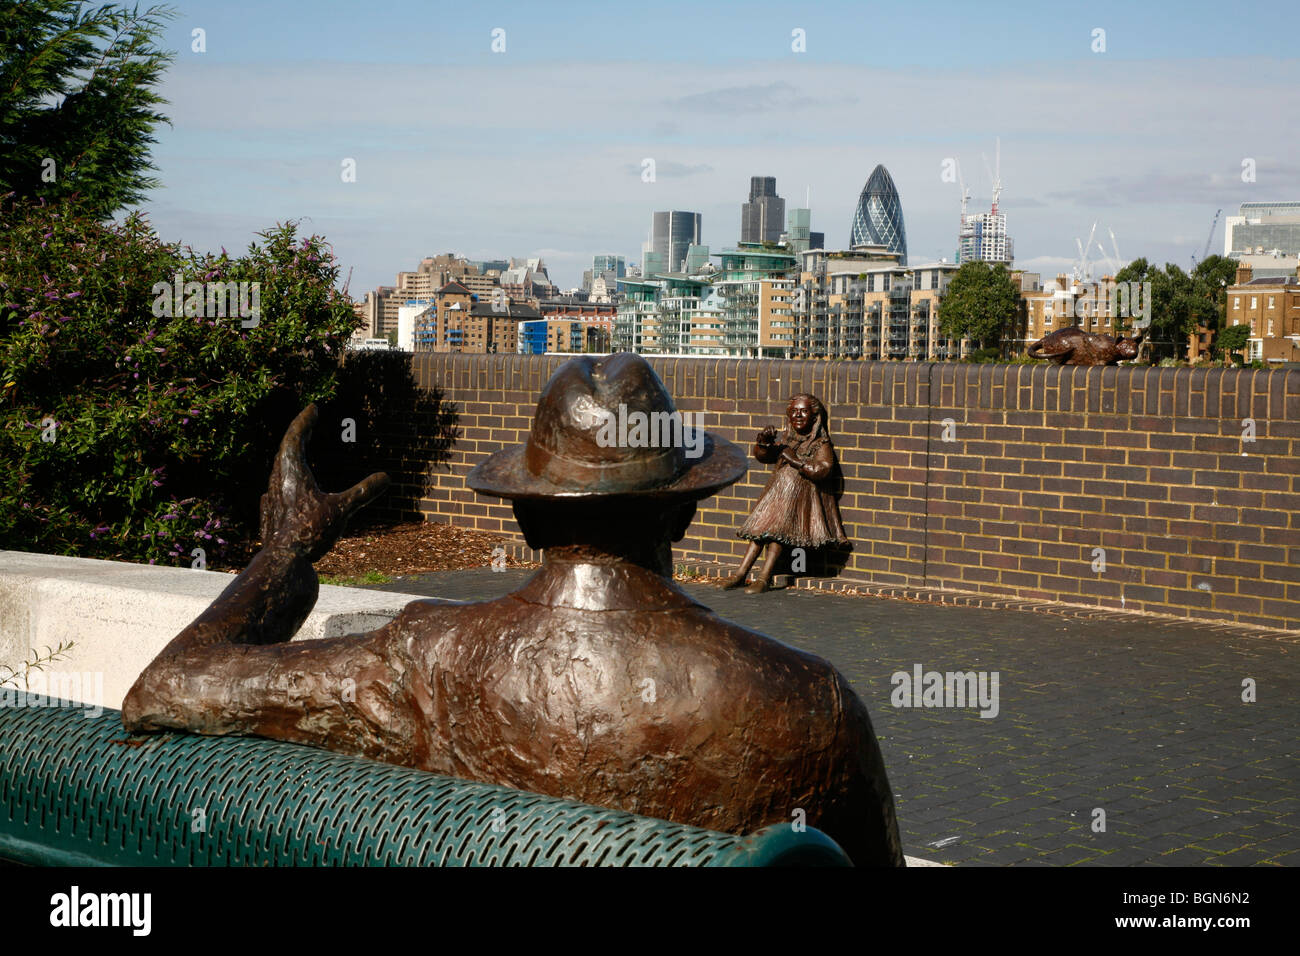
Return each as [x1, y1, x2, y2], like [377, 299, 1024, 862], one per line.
[0, 703, 850, 866]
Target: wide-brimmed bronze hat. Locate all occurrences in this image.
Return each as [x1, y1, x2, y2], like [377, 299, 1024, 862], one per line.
[467, 353, 746, 501]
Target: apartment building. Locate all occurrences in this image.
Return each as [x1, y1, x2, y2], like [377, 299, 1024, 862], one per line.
[360, 254, 503, 340]
[518, 317, 613, 354]
[1226, 262, 1300, 363]
[527, 299, 616, 353]
[791, 246, 960, 360]
[713, 245, 799, 358]
[409, 280, 537, 353]
[1021, 274, 1138, 350]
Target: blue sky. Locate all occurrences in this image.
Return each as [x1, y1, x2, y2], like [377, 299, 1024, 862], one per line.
[135, 0, 1300, 292]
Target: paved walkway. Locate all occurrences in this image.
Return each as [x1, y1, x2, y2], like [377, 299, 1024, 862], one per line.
[370, 569, 1298, 866]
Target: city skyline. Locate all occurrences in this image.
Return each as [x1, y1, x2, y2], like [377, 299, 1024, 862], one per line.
[131, 0, 1300, 292]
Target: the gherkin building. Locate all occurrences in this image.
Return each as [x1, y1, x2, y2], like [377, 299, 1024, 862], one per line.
[849, 164, 907, 264]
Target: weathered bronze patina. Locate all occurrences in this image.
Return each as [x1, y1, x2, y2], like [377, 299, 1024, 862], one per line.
[122, 354, 904, 866]
[1027, 325, 1145, 365]
[724, 394, 848, 594]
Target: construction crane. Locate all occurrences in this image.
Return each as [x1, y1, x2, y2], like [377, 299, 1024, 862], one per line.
[981, 137, 1002, 216]
[1108, 228, 1124, 274]
[1073, 222, 1099, 283]
[955, 158, 971, 220]
[1192, 208, 1223, 268]
[953, 158, 972, 264]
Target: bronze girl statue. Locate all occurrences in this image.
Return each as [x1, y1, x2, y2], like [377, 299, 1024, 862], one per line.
[725, 393, 848, 593]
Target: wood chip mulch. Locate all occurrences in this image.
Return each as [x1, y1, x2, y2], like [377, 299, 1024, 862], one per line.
[314, 521, 534, 578]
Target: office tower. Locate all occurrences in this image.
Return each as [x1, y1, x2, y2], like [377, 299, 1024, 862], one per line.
[958, 212, 1014, 265]
[1225, 202, 1300, 256]
[592, 254, 626, 279]
[785, 208, 824, 253]
[651, 211, 702, 273]
[684, 244, 710, 273]
[1225, 202, 1300, 279]
[740, 176, 786, 244]
[849, 164, 908, 265]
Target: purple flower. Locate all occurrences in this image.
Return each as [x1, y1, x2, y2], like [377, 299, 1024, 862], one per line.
[65, 292, 80, 299]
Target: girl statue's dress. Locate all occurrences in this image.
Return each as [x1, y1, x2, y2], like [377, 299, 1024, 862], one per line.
[726, 393, 848, 593]
[739, 422, 848, 549]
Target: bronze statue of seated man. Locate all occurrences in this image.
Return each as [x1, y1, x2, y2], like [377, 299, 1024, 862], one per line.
[122, 353, 904, 866]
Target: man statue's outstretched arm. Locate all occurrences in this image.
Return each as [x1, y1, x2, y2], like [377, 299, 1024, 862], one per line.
[120, 405, 402, 751]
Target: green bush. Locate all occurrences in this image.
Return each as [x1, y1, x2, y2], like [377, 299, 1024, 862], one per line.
[964, 346, 1003, 363]
[0, 196, 362, 567]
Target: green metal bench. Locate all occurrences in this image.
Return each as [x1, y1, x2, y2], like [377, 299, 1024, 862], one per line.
[0, 702, 852, 866]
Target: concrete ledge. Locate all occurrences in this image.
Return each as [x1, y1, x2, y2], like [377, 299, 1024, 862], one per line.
[0, 550, 432, 710]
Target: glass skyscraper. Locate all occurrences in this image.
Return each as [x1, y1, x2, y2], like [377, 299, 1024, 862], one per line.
[740, 176, 785, 244]
[849, 164, 907, 264]
[1225, 202, 1300, 257]
[592, 255, 626, 279]
[651, 211, 702, 273]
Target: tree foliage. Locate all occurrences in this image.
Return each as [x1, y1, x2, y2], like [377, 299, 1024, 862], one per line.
[1114, 255, 1238, 362]
[0, 197, 363, 566]
[1215, 322, 1250, 362]
[937, 261, 1020, 350]
[0, 0, 174, 218]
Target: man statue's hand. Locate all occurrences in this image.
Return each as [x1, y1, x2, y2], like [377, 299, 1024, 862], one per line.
[259, 404, 390, 563]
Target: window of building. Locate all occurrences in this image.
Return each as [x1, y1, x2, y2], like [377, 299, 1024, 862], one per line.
[1251, 297, 1257, 309]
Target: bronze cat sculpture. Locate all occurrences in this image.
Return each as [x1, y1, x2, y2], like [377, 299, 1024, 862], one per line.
[1027, 326, 1145, 366]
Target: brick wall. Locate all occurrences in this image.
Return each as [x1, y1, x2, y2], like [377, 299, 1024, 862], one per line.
[400, 354, 1300, 631]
